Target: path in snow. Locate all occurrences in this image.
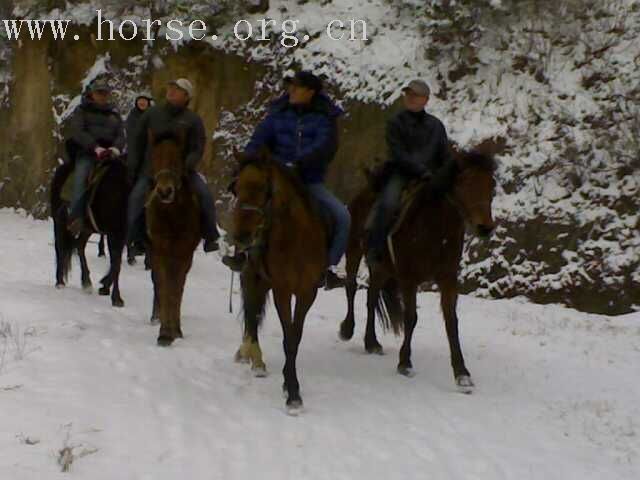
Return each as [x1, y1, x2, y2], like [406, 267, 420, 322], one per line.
[0, 210, 638, 479]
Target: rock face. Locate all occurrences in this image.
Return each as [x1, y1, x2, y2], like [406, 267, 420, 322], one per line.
[0, 1, 638, 315]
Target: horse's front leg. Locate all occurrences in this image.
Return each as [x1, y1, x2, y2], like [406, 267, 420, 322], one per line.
[235, 269, 270, 376]
[439, 279, 473, 393]
[397, 285, 418, 377]
[273, 288, 303, 413]
[154, 256, 180, 346]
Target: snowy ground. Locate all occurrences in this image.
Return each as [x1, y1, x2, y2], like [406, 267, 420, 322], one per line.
[0, 208, 638, 479]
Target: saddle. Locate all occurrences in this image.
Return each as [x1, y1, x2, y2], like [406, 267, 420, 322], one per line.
[60, 161, 112, 203]
[364, 179, 427, 237]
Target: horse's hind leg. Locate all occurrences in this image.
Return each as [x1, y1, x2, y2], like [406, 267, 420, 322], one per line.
[106, 233, 125, 307]
[236, 269, 269, 376]
[77, 234, 92, 292]
[439, 280, 473, 393]
[364, 275, 384, 355]
[98, 234, 106, 257]
[397, 285, 418, 377]
[339, 247, 361, 341]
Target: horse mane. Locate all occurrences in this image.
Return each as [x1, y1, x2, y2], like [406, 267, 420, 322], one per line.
[152, 129, 184, 147]
[454, 149, 497, 174]
[237, 151, 318, 214]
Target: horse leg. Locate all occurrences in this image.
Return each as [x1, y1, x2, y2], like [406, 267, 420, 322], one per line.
[273, 289, 302, 411]
[126, 242, 136, 266]
[155, 258, 176, 346]
[364, 274, 384, 355]
[98, 234, 106, 257]
[283, 288, 317, 414]
[150, 261, 160, 325]
[77, 234, 92, 293]
[339, 247, 361, 341]
[397, 285, 418, 377]
[235, 269, 269, 376]
[173, 257, 193, 340]
[439, 280, 473, 393]
[107, 233, 125, 307]
[53, 210, 72, 289]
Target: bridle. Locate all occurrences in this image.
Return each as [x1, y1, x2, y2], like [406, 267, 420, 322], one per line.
[145, 167, 184, 207]
[233, 168, 274, 253]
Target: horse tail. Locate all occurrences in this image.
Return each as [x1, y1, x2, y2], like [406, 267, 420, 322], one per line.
[51, 162, 74, 281]
[375, 279, 404, 335]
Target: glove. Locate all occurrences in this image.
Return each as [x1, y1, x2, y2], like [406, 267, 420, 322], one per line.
[109, 147, 121, 158]
[94, 147, 107, 159]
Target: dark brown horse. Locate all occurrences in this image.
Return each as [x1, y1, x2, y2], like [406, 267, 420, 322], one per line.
[230, 152, 327, 414]
[145, 130, 200, 346]
[339, 149, 497, 393]
[50, 157, 128, 307]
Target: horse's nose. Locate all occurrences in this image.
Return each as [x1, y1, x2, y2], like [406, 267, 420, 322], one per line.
[477, 223, 495, 238]
[157, 185, 175, 203]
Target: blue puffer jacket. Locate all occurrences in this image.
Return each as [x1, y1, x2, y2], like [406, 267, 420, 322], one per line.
[245, 93, 344, 184]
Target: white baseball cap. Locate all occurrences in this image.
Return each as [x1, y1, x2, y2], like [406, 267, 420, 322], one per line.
[168, 78, 194, 98]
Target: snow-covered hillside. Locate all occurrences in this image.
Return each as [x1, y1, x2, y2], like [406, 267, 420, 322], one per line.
[0, 209, 638, 479]
[1, 0, 638, 313]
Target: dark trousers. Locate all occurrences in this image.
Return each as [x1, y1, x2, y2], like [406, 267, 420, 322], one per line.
[367, 174, 409, 252]
[127, 172, 219, 244]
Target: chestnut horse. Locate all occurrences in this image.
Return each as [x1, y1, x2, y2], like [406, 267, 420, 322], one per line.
[145, 130, 200, 346]
[230, 152, 327, 414]
[339, 149, 497, 393]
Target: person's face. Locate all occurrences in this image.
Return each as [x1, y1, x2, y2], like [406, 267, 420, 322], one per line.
[166, 84, 189, 107]
[92, 90, 110, 106]
[136, 98, 150, 111]
[403, 89, 428, 112]
[288, 84, 315, 105]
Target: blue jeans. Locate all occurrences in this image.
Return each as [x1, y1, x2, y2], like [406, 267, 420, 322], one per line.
[70, 155, 94, 219]
[306, 183, 351, 267]
[127, 172, 219, 244]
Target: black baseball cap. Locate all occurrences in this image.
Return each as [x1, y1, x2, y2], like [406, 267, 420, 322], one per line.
[284, 71, 323, 93]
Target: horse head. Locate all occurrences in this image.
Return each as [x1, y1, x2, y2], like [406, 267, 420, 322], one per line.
[149, 128, 187, 205]
[229, 149, 273, 250]
[450, 149, 497, 238]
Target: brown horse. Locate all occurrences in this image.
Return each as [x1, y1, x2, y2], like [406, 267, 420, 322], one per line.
[145, 130, 200, 346]
[230, 151, 327, 414]
[339, 149, 497, 393]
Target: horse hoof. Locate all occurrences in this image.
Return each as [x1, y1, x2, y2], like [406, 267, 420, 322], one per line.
[286, 399, 304, 416]
[397, 365, 415, 377]
[157, 336, 174, 347]
[338, 322, 354, 341]
[456, 375, 475, 394]
[55, 283, 65, 289]
[234, 350, 250, 364]
[127, 258, 137, 266]
[112, 298, 125, 308]
[82, 285, 93, 294]
[98, 287, 110, 296]
[365, 344, 384, 355]
[150, 316, 160, 325]
[252, 365, 268, 378]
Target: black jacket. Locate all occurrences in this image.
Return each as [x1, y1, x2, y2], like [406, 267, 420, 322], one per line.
[66, 96, 124, 159]
[128, 102, 206, 180]
[385, 110, 456, 189]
